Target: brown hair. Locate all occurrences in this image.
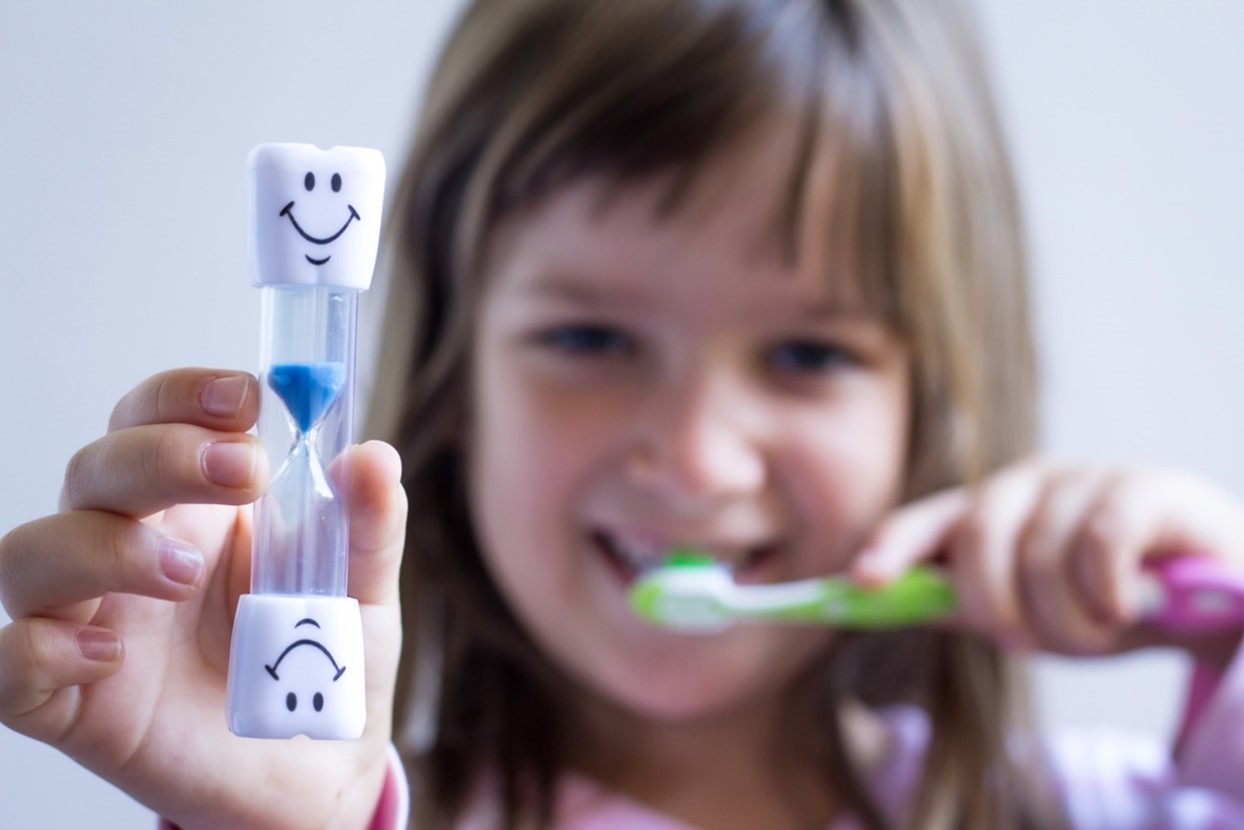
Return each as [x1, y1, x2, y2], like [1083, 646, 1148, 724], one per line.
[368, 1, 1053, 827]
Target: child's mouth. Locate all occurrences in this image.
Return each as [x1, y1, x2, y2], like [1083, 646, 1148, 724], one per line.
[589, 529, 782, 586]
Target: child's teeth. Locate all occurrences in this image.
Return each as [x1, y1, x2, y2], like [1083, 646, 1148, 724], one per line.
[614, 536, 661, 570]
[605, 532, 759, 573]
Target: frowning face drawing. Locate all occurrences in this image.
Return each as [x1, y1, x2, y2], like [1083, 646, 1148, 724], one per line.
[263, 617, 346, 716]
[225, 595, 368, 740]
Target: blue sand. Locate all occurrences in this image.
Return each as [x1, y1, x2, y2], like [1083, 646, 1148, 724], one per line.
[268, 362, 347, 432]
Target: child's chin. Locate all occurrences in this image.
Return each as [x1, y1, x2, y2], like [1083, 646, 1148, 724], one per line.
[561, 624, 835, 725]
[606, 679, 751, 723]
[590, 650, 791, 723]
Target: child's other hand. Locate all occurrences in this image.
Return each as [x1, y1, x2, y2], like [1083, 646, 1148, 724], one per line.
[853, 460, 1244, 661]
[0, 368, 407, 830]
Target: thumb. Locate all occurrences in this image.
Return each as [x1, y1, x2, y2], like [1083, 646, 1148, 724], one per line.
[853, 486, 969, 586]
[339, 440, 407, 608]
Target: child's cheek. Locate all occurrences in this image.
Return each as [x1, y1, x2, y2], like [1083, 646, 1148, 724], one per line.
[469, 359, 622, 559]
[781, 387, 909, 571]
[490, 370, 627, 484]
[468, 371, 570, 613]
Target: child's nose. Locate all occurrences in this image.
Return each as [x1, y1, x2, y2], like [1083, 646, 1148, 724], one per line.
[625, 375, 766, 508]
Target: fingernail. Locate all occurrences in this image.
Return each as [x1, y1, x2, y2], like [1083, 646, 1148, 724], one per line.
[853, 549, 893, 584]
[200, 375, 250, 419]
[76, 628, 121, 662]
[202, 441, 256, 488]
[159, 538, 204, 586]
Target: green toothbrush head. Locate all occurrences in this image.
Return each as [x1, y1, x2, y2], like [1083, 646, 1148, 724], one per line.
[629, 552, 735, 632]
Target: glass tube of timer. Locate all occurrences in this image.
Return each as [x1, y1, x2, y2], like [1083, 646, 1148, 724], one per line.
[252, 285, 357, 597]
[227, 142, 383, 741]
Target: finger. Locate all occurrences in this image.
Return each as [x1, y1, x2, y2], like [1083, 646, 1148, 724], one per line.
[852, 487, 971, 585]
[1070, 474, 1159, 626]
[334, 442, 407, 609]
[0, 619, 122, 728]
[60, 424, 266, 516]
[0, 512, 205, 623]
[947, 469, 1044, 646]
[108, 368, 259, 433]
[1017, 471, 1117, 652]
[328, 442, 407, 740]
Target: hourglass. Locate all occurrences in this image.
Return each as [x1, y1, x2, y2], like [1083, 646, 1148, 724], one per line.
[225, 143, 385, 740]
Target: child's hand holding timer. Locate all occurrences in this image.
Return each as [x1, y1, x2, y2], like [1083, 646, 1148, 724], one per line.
[0, 380, 407, 829]
[0, 150, 407, 830]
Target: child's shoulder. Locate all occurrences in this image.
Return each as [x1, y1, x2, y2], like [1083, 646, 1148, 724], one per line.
[877, 641, 1244, 828]
[877, 698, 1244, 827]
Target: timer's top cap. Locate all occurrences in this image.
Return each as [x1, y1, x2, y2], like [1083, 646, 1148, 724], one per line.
[247, 143, 386, 290]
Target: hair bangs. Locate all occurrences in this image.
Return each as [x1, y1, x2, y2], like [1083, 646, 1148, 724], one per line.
[455, 1, 858, 271]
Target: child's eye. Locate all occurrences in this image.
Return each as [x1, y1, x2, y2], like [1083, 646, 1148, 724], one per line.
[766, 339, 857, 375]
[533, 324, 636, 357]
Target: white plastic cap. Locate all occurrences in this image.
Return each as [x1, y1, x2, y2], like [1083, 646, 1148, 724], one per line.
[226, 594, 366, 740]
[247, 143, 386, 290]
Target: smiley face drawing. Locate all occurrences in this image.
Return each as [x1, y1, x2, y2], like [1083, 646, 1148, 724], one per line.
[263, 617, 346, 715]
[278, 171, 362, 267]
[247, 144, 386, 289]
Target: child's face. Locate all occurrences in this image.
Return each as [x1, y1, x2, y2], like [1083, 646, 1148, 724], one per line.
[468, 126, 910, 723]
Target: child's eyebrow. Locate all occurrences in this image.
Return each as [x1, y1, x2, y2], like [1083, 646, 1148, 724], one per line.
[513, 275, 647, 307]
[513, 274, 885, 324]
[795, 302, 882, 323]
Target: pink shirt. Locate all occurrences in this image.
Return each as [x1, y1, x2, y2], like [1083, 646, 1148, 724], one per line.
[163, 639, 1244, 829]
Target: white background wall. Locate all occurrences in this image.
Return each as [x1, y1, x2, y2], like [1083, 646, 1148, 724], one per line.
[1, 2, 1242, 826]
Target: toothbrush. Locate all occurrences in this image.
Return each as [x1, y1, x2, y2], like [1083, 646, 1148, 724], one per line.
[1141, 556, 1244, 632]
[629, 551, 955, 633]
[629, 550, 1244, 634]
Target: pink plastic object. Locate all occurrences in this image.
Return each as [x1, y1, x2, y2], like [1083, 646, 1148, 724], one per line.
[1144, 557, 1244, 632]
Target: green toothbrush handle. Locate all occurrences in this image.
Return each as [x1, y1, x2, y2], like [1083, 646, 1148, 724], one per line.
[760, 566, 956, 628]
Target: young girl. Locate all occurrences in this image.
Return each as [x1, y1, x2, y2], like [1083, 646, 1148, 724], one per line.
[3, 1, 1244, 828]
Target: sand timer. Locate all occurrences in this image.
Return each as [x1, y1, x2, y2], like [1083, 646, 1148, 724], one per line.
[226, 143, 385, 740]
